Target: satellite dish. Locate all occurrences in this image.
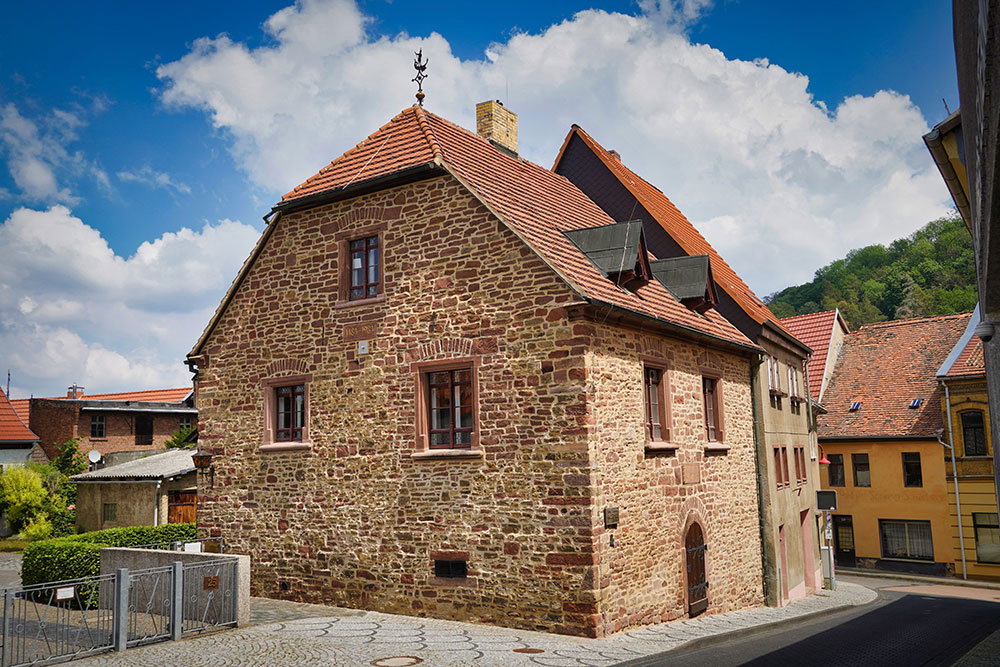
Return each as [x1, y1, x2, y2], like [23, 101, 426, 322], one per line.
[88, 449, 102, 464]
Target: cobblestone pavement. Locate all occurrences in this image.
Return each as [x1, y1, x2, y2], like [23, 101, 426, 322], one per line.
[75, 583, 875, 666]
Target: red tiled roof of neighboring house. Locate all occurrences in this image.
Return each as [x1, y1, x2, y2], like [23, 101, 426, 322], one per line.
[818, 313, 971, 439]
[10, 399, 29, 424]
[942, 335, 986, 378]
[0, 389, 38, 442]
[198, 106, 757, 355]
[781, 310, 847, 402]
[74, 388, 191, 403]
[552, 126, 799, 344]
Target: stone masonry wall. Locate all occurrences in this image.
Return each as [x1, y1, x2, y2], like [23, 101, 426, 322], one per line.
[196, 175, 605, 636]
[585, 325, 764, 635]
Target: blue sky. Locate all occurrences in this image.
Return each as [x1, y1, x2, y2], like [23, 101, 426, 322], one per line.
[0, 0, 959, 397]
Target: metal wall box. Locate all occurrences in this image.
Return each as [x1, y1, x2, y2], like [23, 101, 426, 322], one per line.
[817, 489, 838, 511]
[604, 507, 620, 528]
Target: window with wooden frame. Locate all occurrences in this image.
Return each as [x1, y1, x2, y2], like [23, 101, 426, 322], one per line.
[103, 503, 117, 523]
[901, 452, 922, 487]
[702, 375, 725, 444]
[349, 235, 380, 300]
[827, 453, 845, 486]
[91, 415, 105, 439]
[852, 453, 871, 487]
[179, 416, 193, 430]
[413, 359, 481, 457]
[774, 446, 789, 488]
[643, 364, 672, 445]
[261, 374, 312, 451]
[962, 411, 988, 457]
[794, 446, 807, 484]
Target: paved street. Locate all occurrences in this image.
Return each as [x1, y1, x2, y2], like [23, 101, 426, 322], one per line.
[75, 583, 875, 666]
[622, 574, 1000, 667]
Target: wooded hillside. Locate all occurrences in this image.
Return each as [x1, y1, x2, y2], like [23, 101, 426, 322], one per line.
[765, 214, 977, 328]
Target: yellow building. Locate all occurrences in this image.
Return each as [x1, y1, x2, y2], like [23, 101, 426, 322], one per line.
[818, 314, 971, 575]
[937, 307, 1000, 580]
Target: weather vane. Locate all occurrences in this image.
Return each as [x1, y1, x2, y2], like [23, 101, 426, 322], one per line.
[412, 50, 428, 106]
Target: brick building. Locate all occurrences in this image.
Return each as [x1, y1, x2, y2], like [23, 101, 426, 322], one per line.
[553, 128, 818, 606]
[24, 386, 195, 460]
[188, 102, 767, 637]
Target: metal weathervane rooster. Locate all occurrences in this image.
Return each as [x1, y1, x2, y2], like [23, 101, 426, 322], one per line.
[413, 50, 428, 106]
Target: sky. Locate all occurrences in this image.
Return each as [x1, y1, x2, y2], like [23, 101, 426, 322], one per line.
[0, 0, 960, 398]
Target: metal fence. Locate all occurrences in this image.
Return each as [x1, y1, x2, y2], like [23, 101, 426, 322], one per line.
[0, 558, 238, 666]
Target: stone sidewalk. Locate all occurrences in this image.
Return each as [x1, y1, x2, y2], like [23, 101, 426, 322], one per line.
[77, 583, 875, 666]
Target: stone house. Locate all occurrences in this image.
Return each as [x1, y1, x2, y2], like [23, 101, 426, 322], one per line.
[936, 307, 1000, 580]
[188, 102, 766, 638]
[553, 128, 818, 606]
[25, 386, 195, 460]
[71, 448, 197, 533]
[818, 313, 971, 575]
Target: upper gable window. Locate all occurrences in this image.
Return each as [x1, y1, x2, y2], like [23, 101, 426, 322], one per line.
[350, 235, 380, 300]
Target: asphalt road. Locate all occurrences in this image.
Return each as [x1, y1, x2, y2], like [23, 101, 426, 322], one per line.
[624, 575, 1000, 667]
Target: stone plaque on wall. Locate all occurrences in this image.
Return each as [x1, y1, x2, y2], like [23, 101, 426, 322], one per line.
[343, 322, 377, 342]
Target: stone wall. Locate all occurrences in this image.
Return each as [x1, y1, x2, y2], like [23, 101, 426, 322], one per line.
[585, 323, 764, 635]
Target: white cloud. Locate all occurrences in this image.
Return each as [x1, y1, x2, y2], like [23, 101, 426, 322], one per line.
[0, 103, 109, 204]
[117, 166, 192, 195]
[155, 0, 951, 295]
[0, 205, 260, 397]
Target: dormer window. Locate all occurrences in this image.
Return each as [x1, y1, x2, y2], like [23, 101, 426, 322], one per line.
[909, 399, 923, 409]
[849, 401, 862, 412]
[650, 255, 717, 314]
[563, 220, 652, 291]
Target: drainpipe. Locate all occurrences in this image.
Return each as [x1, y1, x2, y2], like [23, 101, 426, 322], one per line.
[750, 354, 778, 606]
[937, 384, 967, 579]
[154, 480, 162, 526]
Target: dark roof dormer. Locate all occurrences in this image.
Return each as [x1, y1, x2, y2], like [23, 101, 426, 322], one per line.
[562, 220, 652, 290]
[650, 254, 717, 314]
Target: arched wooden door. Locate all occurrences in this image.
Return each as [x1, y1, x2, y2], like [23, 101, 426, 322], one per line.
[685, 522, 708, 617]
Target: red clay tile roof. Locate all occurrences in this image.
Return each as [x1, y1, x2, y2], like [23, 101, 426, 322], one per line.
[264, 107, 757, 352]
[781, 310, 848, 402]
[818, 313, 971, 439]
[942, 335, 986, 378]
[9, 399, 29, 424]
[552, 126, 798, 344]
[0, 389, 38, 442]
[74, 388, 191, 403]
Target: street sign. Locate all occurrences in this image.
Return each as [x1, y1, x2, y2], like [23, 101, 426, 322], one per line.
[817, 489, 838, 511]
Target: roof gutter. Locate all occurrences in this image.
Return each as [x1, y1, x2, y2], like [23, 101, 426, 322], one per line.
[817, 434, 940, 442]
[572, 298, 762, 357]
[762, 320, 812, 357]
[269, 162, 446, 218]
[923, 112, 972, 227]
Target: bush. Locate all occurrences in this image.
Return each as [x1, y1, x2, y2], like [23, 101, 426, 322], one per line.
[0, 466, 47, 530]
[22, 523, 196, 585]
[20, 515, 53, 542]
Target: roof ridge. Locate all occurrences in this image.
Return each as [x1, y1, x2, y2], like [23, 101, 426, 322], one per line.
[780, 310, 838, 322]
[858, 312, 972, 330]
[413, 106, 444, 160]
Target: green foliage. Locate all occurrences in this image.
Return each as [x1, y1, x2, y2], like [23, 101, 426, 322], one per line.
[20, 514, 53, 542]
[0, 467, 48, 530]
[165, 426, 197, 449]
[53, 438, 87, 477]
[21, 523, 197, 585]
[766, 214, 978, 327]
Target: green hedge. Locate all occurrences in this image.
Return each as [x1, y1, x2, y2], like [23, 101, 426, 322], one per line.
[22, 523, 196, 586]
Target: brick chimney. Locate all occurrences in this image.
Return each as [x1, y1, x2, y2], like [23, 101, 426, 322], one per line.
[476, 100, 518, 155]
[67, 384, 84, 399]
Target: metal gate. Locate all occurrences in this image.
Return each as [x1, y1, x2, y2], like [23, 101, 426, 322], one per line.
[0, 558, 238, 666]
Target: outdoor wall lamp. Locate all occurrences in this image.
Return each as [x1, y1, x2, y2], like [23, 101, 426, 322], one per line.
[192, 450, 215, 488]
[817, 444, 831, 465]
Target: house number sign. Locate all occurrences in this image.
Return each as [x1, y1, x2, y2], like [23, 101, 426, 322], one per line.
[203, 576, 219, 590]
[343, 322, 377, 342]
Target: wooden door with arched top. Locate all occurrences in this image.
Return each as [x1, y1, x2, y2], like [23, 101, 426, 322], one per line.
[686, 522, 708, 617]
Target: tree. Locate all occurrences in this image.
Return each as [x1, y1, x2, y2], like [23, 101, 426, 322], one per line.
[165, 426, 197, 449]
[0, 467, 47, 530]
[52, 437, 87, 477]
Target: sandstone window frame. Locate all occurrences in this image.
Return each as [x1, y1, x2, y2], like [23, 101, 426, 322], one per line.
[641, 355, 676, 452]
[700, 368, 728, 451]
[411, 357, 483, 460]
[773, 446, 788, 488]
[261, 373, 312, 453]
[336, 224, 387, 308]
[794, 445, 806, 485]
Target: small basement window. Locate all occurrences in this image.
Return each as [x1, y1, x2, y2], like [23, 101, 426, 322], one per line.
[434, 560, 468, 578]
